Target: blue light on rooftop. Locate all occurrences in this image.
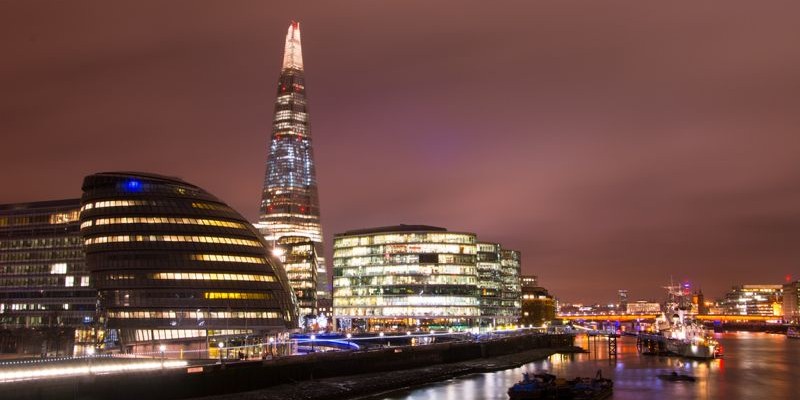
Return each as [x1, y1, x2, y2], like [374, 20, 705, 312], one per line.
[125, 179, 142, 191]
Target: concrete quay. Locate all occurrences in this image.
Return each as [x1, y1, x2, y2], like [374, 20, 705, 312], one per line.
[198, 345, 583, 400]
[0, 333, 575, 400]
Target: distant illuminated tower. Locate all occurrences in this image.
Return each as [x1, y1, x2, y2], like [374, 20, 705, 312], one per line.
[256, 21, 329, 299]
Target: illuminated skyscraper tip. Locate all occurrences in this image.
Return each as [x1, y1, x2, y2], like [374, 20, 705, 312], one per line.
[258, 21, 329, 300]
[282, 20, 304, 70]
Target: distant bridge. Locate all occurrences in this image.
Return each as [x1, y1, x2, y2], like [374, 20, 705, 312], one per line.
[557, 314, 658, 322]
[557, 314, 780, 323]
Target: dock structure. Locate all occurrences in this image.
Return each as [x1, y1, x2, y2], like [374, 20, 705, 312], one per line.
[636, 333, 668, 355]
[582, 330, 619, 358]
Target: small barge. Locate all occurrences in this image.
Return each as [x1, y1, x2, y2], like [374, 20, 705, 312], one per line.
[508, 371, 613, 399]
[657, 371, 697, 382]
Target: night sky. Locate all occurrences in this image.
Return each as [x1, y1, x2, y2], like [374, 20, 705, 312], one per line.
[2, 1, 799, 303]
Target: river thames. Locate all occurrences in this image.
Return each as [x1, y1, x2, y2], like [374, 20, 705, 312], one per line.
[374, 332, 800, 399]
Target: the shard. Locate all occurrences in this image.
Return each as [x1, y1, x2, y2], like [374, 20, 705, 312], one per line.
[257, 21, 329, 301]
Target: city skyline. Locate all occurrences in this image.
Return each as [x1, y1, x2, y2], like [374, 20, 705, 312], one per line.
[2, 2, 800, 302]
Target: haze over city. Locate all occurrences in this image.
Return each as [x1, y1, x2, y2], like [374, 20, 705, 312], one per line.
[2, 0, 799, 303]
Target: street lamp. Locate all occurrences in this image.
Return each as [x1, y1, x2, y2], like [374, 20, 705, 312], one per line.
[86, 346, 95, 374]
[268, 337, 275, 358]
[159, 344, 166, 368]
[310, 334, 316, 352]
[218, 341, 225, 367]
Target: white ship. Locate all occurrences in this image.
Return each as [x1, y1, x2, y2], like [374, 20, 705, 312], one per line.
[654, 284, 720, 359]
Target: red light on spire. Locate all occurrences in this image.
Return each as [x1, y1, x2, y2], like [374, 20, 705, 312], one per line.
[787, 274, 792, 282]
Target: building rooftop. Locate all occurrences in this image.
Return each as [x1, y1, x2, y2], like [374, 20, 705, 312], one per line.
[88, 171, 188, 184]
[0, 198, 81, 212]
[338, 224, 448, 236]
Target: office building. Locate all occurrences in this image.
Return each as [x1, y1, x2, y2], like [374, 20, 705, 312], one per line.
[499, 249, 522, 322]
[0, 199, 96, 356]
[80, 172, 298, 354]
[783, 281, 800, 323]
[332, 225, 480, 332]
[721, 284, 783, 316]
[618, 289, 629, 311]
[476, 242, 503, 326]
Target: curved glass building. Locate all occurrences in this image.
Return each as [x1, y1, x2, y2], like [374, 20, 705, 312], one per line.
[79, 172, 297, 353]
[332, 225, 480, 332]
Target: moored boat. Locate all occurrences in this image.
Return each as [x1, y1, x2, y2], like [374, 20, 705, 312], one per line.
[658, 371, 697, 382]
[508, 371, 613, 400]
[788, 327, 800, 339]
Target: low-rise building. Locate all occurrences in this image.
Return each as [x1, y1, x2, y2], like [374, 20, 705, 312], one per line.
[519, 275, 555, 326]
[626, 300, 662, 314]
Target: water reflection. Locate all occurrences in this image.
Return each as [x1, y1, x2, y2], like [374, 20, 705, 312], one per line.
[375, 332, 800, 399]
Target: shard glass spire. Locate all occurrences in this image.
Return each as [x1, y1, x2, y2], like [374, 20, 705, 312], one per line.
[258, 21, 329, 298]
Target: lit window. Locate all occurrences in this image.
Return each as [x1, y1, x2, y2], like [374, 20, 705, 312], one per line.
[84, 235, 261, 247]
[190, 254, 267, 264]
[152, 272, 275, 282]
[50, 263, 67, 274]
[203, 292, 270, 300]
[92, 217, 247, 229]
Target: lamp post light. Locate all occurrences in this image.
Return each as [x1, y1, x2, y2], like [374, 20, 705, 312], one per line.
[159, 344, 166, 368]
[218, 341, 225, 367]
[268, 337, 275, 358]
[86, 346, 95, 374]
[310, 334, 316, 352]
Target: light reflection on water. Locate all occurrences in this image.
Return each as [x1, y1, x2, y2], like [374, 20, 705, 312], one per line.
[374, 333, 800, 400]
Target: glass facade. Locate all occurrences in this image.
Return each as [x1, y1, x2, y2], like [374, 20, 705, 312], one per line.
[276, 236, 318, 320]
[499, 249, 522, 321]
[332, 225, 480, 332]
[80, 172, 298, 352]
[476, 242, 503, 325]
[0, 199, 96, 355]
[257, 21, 328, 301]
